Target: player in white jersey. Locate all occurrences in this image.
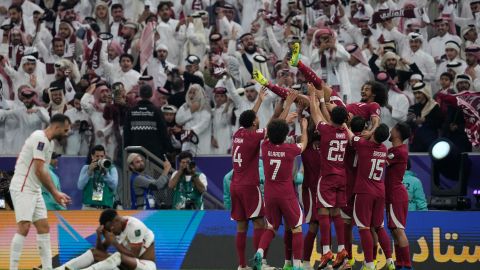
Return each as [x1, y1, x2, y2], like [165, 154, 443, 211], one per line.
[9, 114, 72, 270]
[55, 209, 156, 270]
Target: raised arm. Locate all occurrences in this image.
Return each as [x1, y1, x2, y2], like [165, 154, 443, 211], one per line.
[343, 123, 355, 142]
[279, 90, 298, 120]
[252, 87, 266, 113]
[307, 83, 325, 126]
[299, 117, 308, 152]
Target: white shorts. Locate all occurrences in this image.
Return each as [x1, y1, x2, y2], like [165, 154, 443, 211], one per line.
[10, 190, 47, 223]
[135, 259, 156, 270]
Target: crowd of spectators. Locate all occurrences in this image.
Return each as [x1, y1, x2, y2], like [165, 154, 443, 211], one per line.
[1, 0, 479, 160]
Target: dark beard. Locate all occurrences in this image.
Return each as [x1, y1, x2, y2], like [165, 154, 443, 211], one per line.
[245, 45, 257, 54]
[24, 103, 34, 109]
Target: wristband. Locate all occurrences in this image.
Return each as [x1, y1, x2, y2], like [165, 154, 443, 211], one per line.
[320, 98, 325, 103]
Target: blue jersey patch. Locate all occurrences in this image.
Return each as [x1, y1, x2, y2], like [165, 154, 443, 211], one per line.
[37, 142, 45, 151]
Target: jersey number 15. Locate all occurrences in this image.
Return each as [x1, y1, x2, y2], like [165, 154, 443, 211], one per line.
[368, 158, 385, 181]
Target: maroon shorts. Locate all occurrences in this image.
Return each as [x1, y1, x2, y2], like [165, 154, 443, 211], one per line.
[302, 186, 317, 223]
[230, 185, 264, 221]
[316, 175, 346, 208]
[341, 195, 355, 220]
[353, 194, 385, 229]
[386, 201, 408, 230]
[265, 197, 303, 230]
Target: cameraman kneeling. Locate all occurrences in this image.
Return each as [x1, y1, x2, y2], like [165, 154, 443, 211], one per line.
[168, 151, 207, 210]
[78, 145, 119, 210]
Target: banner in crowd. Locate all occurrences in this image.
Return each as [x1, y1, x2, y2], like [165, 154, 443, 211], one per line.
[0, 211, 478, 269]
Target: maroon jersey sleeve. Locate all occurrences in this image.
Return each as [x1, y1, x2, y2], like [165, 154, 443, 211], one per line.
[387, 147, 402, 166]
[316, 121, 328, 134]
[254, 128, 266, 140]
[351, 135, 366, 150]
[368, 102, 381, 118]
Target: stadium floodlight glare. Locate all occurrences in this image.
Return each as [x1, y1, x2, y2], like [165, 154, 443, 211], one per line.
[428, 138, 472, 210]
[431, 141, 450, 160]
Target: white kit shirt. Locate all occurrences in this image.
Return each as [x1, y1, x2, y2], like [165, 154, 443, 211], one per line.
[9, 130, 54, 194]
[116, 216, 155, 257]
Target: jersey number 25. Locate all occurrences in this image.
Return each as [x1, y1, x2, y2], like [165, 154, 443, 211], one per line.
[327, 140, 347, 162]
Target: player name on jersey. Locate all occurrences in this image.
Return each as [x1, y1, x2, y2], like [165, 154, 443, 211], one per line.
[267, 151, 286, 158]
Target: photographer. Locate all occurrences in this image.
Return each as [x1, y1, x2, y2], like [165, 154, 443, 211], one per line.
[78, 145, 118, 210]
[127, 153, 172, 210]
[168, 151, 207, 210]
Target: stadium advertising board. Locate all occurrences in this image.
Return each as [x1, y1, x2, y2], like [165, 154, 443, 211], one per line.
[0, 210, 478, 269]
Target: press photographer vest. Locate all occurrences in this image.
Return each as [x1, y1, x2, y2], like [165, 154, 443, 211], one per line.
[172, 172, 203, 210]
[82, 169, 115, 208]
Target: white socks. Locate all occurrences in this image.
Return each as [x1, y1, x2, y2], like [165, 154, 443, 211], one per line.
[284, 260, 292, 267]
[337, 245, 345, 252]
[303, 261, 312, 270]
[256, 248, 264, 257]
[322, 245, 331, 254]
[56, 249, 95, 270]
[83, 252, 121, 270]
[10, 233, 25, 270]
[293, 259, 302, 268]
[37, 233, 52, 270]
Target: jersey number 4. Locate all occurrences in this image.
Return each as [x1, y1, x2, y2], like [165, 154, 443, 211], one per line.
[327, 140, 347, 161]
[233, 146, 243, 167]
[270, 159, 281, 180]
[368, 158, 385, 181]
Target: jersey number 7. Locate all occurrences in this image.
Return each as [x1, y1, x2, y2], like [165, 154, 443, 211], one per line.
[270, 159, 281, 180]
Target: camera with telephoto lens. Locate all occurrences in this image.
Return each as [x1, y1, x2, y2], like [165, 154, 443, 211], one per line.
[185, 161, 196, 175]
[97, 159, 112, 170]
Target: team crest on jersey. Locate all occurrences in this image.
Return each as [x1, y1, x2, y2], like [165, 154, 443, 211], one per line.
[353, 136, 360, 142]
[388, 153, 395, 159]
[37, 142, 45, 151]
[135, 229, 141, 237]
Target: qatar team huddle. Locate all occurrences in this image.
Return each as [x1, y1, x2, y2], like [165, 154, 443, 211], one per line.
[229, 43, 413, 270]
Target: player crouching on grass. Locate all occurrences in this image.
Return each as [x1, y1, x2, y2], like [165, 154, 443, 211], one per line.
[55, 209, 155, 270]
[253, 117, 309, 270]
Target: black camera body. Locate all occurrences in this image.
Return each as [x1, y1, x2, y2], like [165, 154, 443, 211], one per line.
[184, 161, 196, 175]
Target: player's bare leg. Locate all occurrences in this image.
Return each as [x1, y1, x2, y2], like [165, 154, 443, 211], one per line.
[236, 220, 249, 269]
[303, 222, 318, 270]
[317, 208, 333, 269]
[291, 226, 303, 270]
[391, 228, 411, 269]
[10, 221, 30, 270]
